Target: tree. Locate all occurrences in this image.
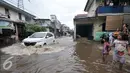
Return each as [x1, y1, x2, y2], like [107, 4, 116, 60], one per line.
[25, 24, 47, 32]
[24, 24, 47, 37]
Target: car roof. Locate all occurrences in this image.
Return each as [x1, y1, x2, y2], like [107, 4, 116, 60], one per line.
[34, 32, 53, 34]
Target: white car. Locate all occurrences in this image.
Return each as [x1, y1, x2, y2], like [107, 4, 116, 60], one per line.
[22, 32, 55, 47]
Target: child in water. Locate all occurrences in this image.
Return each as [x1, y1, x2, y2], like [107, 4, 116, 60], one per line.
[102, 37, 111, 63]
[112, 33, 130, 70]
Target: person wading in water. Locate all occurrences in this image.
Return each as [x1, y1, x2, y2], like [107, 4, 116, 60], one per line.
[111, 33, 130, 71]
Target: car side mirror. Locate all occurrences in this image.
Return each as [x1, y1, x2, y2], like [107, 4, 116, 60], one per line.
[28, 36, 30, 38]
[46, 36, 49, 38]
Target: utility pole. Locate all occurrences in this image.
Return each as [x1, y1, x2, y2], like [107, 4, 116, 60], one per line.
[17, 0, 30, 10]
[18, 0, 24, 9]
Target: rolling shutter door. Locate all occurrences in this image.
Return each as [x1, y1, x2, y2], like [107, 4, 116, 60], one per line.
[106, 16, 123, 30]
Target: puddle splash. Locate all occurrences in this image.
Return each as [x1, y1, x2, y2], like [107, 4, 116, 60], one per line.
[1, 44, 65, 55]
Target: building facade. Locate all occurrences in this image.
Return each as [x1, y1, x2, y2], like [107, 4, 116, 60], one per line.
[61, 24, 70, 36]
[0, 0, 35, 23]
[85, 0, 130, 30]
[0, 0, 36, 41]
[34, 19, 54, 32]
[50, 15, 62, 37]
[74, 0, 130, 40]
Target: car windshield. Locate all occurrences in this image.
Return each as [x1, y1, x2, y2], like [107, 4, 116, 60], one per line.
[29, 32, 46, 38]
[0, 20, 10, 26]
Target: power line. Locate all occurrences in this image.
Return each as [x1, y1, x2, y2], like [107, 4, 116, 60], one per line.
[5, 0, 24, 9]
[4, 0, 17, 6]
[18, 0, 24, 9]
[4, 0, 38, 16]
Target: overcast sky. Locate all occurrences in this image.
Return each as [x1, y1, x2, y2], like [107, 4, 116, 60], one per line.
[6, 0, 87, 29]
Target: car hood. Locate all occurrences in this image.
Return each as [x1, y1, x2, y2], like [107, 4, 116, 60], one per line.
[23, 38, 44, 42]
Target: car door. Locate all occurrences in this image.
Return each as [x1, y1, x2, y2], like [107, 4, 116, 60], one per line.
[45, 33, 51, 44]
[49, 33, 54, 43]
[46, 33, 54, 44]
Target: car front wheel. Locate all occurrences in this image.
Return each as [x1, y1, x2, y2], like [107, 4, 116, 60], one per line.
[43, 43, 47, 45]
[53, 40, 55, 43]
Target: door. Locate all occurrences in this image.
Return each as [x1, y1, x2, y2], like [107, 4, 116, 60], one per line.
[76, 24, 93, 40]
[48, 33, 54, 44]
[45, 33, 51, 44]
[46, 33, 53, 44]
[102, 23, 106, 31]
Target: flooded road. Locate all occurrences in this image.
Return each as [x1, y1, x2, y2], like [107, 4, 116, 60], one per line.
[0, 37, 130, 73]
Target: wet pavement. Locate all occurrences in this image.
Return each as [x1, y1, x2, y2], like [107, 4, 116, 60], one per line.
[0, 37, 130, 73]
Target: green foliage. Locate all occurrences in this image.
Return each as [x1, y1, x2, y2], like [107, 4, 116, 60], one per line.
[23, 24, 47, 38]
[25, 24, 47, 32]
[101, 0, 104, 3]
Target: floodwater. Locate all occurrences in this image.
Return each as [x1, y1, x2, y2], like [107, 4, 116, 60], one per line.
[0, 37, 130, 73]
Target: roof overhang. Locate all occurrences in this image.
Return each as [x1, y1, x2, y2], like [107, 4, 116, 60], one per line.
[0, 0, 36, 18]
[74, 17, 96, 25]
[34, 19, 51, 21]
[74, 14, 88, 19]
[0, 17, 25, 25]
[13, 20, 26, 24]
[0, 17, 13, 22]
[84, 0, 94, 12]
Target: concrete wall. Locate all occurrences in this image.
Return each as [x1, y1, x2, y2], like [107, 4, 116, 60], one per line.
[0, 6, 5, 15]
[25, 17, 35, 24]
[0, 6, 26, 21]
[45, 20, 51, 26]
[62, 25, 69, 32]
[35, 20, 52, 27]
[87, 0, 100, 17]
[55, 20, 61, 29]
[93, 18, 104, 39]
[9, 9, 19, 21]
[85, 0, 105, 39]
[29, 18, 35, 24]
[22, 15, 25, 21]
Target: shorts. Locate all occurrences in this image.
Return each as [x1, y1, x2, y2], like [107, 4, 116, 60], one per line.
[102, 49, 109, 55]
[113, 53, 125, 64]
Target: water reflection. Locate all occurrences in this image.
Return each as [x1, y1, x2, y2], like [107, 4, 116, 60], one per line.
[75, 39, 130, 73]
[0, 37, 130, 73]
